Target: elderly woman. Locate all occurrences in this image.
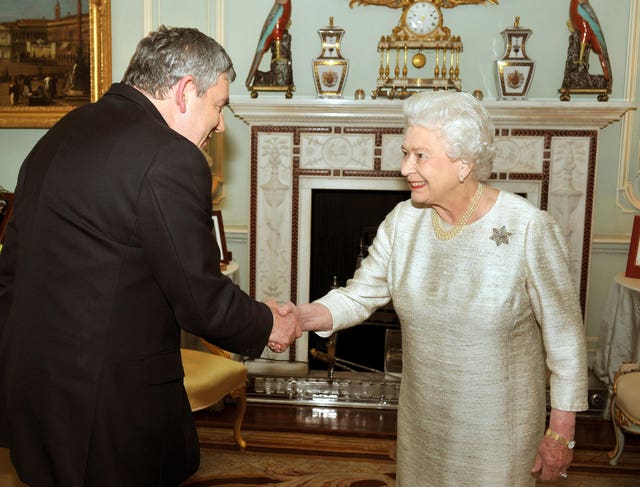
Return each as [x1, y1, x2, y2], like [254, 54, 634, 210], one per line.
[292, 91, 588, 486]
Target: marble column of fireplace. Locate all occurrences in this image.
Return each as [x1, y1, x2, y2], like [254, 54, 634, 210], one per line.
[230, 97, 632, 378]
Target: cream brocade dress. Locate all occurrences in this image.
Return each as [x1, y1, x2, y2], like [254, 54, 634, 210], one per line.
[316, 191, 588, 487]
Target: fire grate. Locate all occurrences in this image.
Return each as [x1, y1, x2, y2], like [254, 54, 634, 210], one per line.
[248, 373, 401, 409]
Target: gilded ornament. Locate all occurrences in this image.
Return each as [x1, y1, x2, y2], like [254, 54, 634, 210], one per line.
[412, 52, 427, 68]
[347, 1, 499, 99]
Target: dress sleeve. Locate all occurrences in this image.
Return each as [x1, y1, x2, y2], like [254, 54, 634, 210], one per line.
[524, 210, 588, 411]
[136, 139, 272, 358]
[315, 205, 396, 337]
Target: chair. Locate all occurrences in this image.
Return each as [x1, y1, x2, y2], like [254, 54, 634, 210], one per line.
[608, 362, 640, 465]
[181, 339, 249, 448]
[0, 448, 27, 487]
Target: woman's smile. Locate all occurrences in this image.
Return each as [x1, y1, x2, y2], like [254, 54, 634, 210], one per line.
[407, 179, 428, 190]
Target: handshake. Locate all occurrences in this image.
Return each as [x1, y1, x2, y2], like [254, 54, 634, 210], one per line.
[264, 301, 333, 353]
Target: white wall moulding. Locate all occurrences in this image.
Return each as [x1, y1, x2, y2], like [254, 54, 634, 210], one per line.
[230, 96, 633, 129]
[617, 0, 640, 212]
[231, 97, 633, 376]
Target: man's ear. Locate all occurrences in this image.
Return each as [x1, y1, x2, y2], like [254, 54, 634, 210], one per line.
[175, 75, 194, 114]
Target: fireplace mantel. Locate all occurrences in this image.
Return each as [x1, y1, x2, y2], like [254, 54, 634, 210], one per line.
[231, 95, 634, 378]
[230, 95, 633, 129]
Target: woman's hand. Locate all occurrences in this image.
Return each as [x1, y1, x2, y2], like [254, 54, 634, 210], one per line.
[274, 302, 333, 332]
[531, 409, 576, 480]
[531, 434, 573, 480]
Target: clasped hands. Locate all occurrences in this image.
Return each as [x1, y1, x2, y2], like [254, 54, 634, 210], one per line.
[265, 301, 333, 353]
[265, 300, 301, 353]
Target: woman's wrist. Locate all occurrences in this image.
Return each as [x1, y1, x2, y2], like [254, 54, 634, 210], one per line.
[548, 408, 576, 441]
[545, 428, 576, 449]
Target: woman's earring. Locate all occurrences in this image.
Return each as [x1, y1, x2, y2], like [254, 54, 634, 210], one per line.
[458, 174, 465, 183]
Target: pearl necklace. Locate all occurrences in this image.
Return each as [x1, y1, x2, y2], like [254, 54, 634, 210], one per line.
[431, 183, 483, 241]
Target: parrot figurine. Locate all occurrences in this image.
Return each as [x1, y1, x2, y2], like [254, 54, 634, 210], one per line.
[568, 0, 611, 85]
[245, 0, 292, 89]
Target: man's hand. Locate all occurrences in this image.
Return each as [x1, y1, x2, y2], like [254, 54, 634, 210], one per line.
[265, 301, 333, 353]
[265, 300, 302, 353]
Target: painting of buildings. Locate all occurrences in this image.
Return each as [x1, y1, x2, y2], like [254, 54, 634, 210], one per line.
[0, 1, 90, 107]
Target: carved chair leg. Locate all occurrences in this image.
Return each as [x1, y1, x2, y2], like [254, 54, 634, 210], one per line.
[230, 386, 247, 449]
[608, 401, 625, 465]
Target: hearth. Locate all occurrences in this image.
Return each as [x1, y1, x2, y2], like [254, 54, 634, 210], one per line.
[248, 372, 400, 409]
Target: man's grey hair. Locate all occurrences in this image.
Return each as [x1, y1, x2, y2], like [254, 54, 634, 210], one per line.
[122, 25, 236, 99]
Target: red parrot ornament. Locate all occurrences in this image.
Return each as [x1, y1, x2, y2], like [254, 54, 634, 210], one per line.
[568, 0, 611, 85]
[245, 0, 292, 89]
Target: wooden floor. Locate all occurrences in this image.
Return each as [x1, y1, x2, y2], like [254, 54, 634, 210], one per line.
[194, 401, 640, 453]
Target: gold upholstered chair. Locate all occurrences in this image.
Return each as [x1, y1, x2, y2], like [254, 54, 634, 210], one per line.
[181, 339, 249, 448]
[0, 448, 27, 487]
[608, 362, 640, 465]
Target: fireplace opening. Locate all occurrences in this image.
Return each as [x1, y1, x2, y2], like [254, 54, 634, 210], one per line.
[308, 188, 410, 373]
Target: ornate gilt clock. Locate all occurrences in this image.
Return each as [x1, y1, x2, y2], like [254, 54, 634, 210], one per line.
[348, 0, 498, 99]
[399, 1, 443, 38]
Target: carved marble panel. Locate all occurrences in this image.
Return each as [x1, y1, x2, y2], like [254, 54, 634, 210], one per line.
[494, 137, 545, 174]
[300, 133, 375, 171]
[254, 132, 294, 303]
[549, 136, 591, 283]
[381, 134, 404, 171]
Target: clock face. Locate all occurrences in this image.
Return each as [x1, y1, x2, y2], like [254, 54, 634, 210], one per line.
[405, 1, 441, 36]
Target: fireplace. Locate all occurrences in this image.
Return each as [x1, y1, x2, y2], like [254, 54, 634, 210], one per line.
[307, 188, 409, 373]
[230, 96, 630, 405]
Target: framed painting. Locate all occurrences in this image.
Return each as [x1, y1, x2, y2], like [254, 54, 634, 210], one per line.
[625, 215, 640, 279]
[0, 0, 111, 128]
[212, 210, 230, 268]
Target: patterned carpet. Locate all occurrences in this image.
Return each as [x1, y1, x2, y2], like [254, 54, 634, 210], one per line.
[180, 426, 640, 487]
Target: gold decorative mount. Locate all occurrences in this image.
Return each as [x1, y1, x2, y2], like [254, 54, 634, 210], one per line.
[348, 1, 498, 8]
[372, 35, 462, 99]
[348, 0, 499, 100]
[250, 84, 296, 99]
[392, 24, 451, 43]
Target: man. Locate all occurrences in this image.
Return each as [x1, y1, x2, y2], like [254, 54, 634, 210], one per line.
[0, 26, 300, 486]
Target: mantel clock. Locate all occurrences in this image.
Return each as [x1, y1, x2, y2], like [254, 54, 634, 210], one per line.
[348, 0, 498, 99]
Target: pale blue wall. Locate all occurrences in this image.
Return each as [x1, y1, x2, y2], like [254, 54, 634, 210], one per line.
[0, 0, 637, 356]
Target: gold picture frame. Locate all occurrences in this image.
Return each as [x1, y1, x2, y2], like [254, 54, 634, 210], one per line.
[202, 132, 225, 205]
[0, 0, 112, 128]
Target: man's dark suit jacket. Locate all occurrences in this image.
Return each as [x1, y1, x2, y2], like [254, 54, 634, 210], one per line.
[0, 83, 273, 486]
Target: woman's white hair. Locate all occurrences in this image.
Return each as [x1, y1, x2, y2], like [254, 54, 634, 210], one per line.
[403, 91, 496, 180]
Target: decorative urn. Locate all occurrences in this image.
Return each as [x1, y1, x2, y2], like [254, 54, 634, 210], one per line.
[312, 17, 349, 98]
[496, 17, 535, 100]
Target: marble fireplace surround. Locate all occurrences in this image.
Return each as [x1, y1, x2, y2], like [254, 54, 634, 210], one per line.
[230, 96, 632, 376]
